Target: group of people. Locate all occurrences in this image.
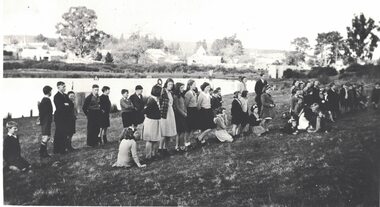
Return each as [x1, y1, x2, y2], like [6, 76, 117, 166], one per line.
[4, 75, 380, 172]
[282, 80, 380, 135]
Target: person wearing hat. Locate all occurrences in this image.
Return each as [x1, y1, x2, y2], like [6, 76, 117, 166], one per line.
[142, 84, 163, 161]
[255, 72, 268, 113]
[53, 81, 71, 154]
[82, 84, 102, 147]
[260, 85, 275, 132]
[130, 85, 145, 127]
[38, 85, 53, 157]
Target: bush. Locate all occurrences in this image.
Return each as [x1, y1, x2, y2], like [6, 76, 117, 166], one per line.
[283, 68, 307, 79]
[105, 52, 113, 63]
[308, 66, 338, 78]
[342, 64, 380, 79]
[95, 52, 103, 61]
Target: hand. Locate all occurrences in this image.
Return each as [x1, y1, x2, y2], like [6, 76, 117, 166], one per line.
[139, 164, 147, 168]
[9, 166, 20, 171]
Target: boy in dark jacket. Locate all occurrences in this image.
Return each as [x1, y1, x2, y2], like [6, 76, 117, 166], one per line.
[38, 85, 53, 158]
[4, 121, 31, 172]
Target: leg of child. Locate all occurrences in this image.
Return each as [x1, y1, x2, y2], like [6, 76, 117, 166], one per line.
[145, 141, 152, 159]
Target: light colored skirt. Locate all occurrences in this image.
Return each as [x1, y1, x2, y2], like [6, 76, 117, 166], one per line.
[160, 106, 177, 137]
[215, 129, 233, 142]
[143, 118, 162, 142]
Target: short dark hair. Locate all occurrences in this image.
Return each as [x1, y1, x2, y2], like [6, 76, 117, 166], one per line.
[241, 90, 248, 98]
[121, 89, 129, 95]
[151, 85, 162, 97]
[67, 91, 75, 96]
[43, 86, 52, 95]
[102, 86, 110, 92]
[92, 84, 99, 89]
[57, 81, 65, 87]
[200, 82, 210, 91]
[135, 85, 143, 90]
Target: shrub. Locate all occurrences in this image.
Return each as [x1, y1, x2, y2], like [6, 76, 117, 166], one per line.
[283, 68, 307, 79]
[94, 52, 103, 61]
[308, 66, 338, 78]
[105, 52, 114, 63]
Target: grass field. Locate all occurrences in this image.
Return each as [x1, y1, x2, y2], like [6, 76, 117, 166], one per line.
[3, 90, 380, 206]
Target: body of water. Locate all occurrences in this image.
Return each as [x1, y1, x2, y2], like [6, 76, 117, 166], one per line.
[1, 78, 256, 118]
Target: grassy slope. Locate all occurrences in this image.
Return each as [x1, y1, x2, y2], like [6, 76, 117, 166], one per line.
[3, 91, 380, 206]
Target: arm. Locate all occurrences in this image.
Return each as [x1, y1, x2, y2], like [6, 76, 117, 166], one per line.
[197, 94, 203, 110]
[82, 96, 90, 116]
[131, 141, 145, 168]
[120, 99, 135, 111]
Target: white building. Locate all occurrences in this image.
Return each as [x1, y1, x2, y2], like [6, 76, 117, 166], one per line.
[187, 46, 223, 66]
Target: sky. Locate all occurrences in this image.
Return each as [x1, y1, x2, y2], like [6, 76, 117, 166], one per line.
[2, 0, 380, 54]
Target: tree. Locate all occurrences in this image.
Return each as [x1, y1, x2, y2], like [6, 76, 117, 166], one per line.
[284, 51, 305, 66]
[35, 34, 48, 42]
[47, 38, 58, 47]
[166, 43, 182, 55]
[56, 7, 110, 57]
[194, 39, 208, 52]
[10, 38, 19, 45]
[105, 52, 113, 63]
[210, 34, 244, 57]
[314, 31, 344, 65]
[291, 37, 310, 53]
[345, 13, 379, 63]
[94, 52, 102, 61]
[115, 32, 165, 64]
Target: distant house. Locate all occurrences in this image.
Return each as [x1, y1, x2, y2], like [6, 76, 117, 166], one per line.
[142, 49, 183, 64]
[3, 44, 20, 60]
[187, 46, 223, 66]
[18, 43, 66, 61]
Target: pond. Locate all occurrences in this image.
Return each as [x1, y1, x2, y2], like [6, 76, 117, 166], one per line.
[1, 78, 256, 118]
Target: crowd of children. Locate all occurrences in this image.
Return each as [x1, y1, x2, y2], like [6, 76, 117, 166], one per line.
[4, 77, 380, 171]
[282, 80, 380, 135]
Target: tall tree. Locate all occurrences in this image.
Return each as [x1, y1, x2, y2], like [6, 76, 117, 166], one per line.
[345, 13, 379, 63]
[210, 34, 244, 57]
[314, 31, 344, 65]
[56, 7, 110, 57]
[291, 37, 310, 54]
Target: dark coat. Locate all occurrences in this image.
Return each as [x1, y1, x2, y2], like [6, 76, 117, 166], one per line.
[255, 79, 268, 95]
[53, 92, 71, 123]
[260, 93, 275, 119]
[39, 97, 53, 135]
[3, 135, 30, 169]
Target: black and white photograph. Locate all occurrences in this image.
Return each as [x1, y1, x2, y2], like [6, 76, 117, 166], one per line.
[1, 0, 380, 206]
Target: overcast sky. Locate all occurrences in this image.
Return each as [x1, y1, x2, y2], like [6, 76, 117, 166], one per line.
[3, 0, 380, 53]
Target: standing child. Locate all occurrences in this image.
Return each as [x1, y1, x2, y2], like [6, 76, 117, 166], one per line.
[112, 127, 146, 168]
[38, 85, 53, 158]
[239, 90, 250, 134]
[260, 85, 276, 132]
[173, 82, 189, 151]
[4, 121, 31, 172]
[184, 80, 199, 145]
[231, 91, 243, 137]
[143, 84, 162, 161]
[67, 91, 77, 151]
[159, 78, 177, 155]
[120, 89, 135, 128]
[99, 86, 111, 144]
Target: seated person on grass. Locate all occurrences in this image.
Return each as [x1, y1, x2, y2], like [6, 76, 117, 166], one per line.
[197, 108, 233, 143]
[112, 127, 146, 168]
[3, 121, 32, 172]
